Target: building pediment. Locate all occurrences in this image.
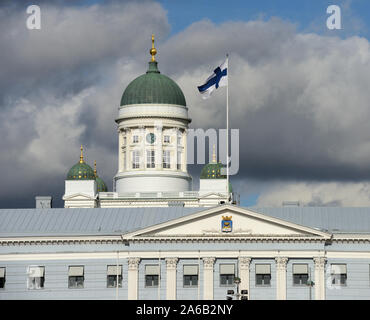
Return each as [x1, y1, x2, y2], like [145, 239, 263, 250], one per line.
[62, 193, 97, 201]
[122, 205, 331, 240]
[199, 192, 227, 199]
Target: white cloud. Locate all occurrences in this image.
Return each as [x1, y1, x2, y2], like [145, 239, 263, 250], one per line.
[256, 181, 370, 207]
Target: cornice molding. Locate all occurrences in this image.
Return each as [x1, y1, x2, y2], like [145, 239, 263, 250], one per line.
[0, 235, 333, 246]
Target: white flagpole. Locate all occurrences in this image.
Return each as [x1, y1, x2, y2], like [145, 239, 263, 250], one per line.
[226, 54, 229, 202]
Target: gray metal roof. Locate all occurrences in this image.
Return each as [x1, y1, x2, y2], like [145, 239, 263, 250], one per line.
[0, 207, 203, 237]
[0, 206, 370, 237]
[252, 207, 370, 233]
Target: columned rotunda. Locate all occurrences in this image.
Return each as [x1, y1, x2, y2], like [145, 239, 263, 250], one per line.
[114, 35, 192, 194]
[63, 35, 233, 208]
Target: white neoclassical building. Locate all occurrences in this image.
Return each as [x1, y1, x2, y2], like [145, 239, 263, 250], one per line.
[1, 37, 370, 301]
[1, 205, 370, 300]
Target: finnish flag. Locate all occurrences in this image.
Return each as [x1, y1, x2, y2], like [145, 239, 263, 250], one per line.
[197, 58, 228, 99]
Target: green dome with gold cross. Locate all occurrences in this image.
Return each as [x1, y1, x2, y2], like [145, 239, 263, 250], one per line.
[120, 35, 186, 107]
[200, 146, 227, 179]
[66, 146, 95, 180]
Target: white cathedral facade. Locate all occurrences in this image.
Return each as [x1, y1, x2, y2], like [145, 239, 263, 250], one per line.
[63, 36, 232, 209]
[1, 37, 370, 301]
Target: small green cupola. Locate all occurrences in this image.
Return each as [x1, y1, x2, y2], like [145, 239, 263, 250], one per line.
[120, 34, 186, 107]
[200, 146, 227, 179]
[94, 161, 108, 192]
[66, 146, 95, 180]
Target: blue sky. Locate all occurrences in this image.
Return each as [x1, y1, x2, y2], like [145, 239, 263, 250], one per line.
[158, 0, 370, 38]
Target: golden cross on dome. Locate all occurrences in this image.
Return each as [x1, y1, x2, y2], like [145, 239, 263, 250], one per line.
[94, 160, 97, 177]
[79, 145, 84, 163]
[150, 34, 157, 62]
[212, 144, 217, 163]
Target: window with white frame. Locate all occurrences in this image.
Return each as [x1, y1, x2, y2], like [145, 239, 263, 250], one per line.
[164, 135, 170, 144]
[255, 264, 271, 286]
[177, 152, 182, 170]
[177, 135, 181, 145]
[146, 150, 155, 168]
[123, 136, 127, 145]
[27, 266, 45, 290]
[132, 135, 139, 143]
[132, 150, 140, 169]
[123, 151, 126, 170]
[163, 150, 171, 169]
[107, 265, 122, 288]
[183, 265, 198, 287]
[0, 268, 5, 289]
[293, 264, 309, 285]
[68, 266, 84, 289]
[220, 264, 235, 286]
[331, 264, 347, 286]
[145, 265, 159, 288]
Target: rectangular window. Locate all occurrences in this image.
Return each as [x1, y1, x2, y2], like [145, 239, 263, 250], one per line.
[107, 265, 122, 288]
[220, 264, 235, 286]
[255, 264, 271, 286]
[331, 264, 347, 286]
[293, 264, 309, 286]
[177, 135, 181, 145]
[132, 135, 139, 143]
[123, 136, 127, 145]
[0, 267, 5, 289]
[27, 266, 45, 290]
[132, 150, 140, 169]
[183, 265, 198, 287]
[177, 152, 182, 170]
[68, 266, 84, 289]
[145, 265, 159, 288]
[123, 151, 126, 170]
[164, 135, 170, 144]
[163, 150, 171, 169]
[146, 150, 155, 168]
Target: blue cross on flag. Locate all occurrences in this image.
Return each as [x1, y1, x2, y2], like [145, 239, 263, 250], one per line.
[197, 57, 228, 99]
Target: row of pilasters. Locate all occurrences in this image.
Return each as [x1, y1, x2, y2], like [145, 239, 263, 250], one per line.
[127, 256, 327, 300]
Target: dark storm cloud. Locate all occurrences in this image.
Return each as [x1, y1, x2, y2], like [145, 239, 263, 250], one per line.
[0, 0, 169, 207]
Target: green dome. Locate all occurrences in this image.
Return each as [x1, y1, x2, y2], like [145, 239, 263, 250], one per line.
[120, 61, 186, 107]
[96, 176, 108, 192]
[67, 162, 95, 180]
[200, 162, 227, 179]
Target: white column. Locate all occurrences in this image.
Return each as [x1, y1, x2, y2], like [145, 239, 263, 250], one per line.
[127, 257, 140, 300]
[140, 126, 146, 170]
[203, 257, 215, 300]
[275, 257, 288, 300]
[165, 258, 178, 300]
[313, 257, 326, 300]
[183, 129, 187, 172]
[239, 257, 251, 298]
[126, 128, 131, 171]
[155, 125, 163, 169]
[118, 129, 123, 172]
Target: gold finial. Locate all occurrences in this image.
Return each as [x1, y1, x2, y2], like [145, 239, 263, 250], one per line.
[79, 145, 84, 163]
[94, 160, 97, 177]
[212, 144, 217, 163]
[150, 34, 157, 62]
